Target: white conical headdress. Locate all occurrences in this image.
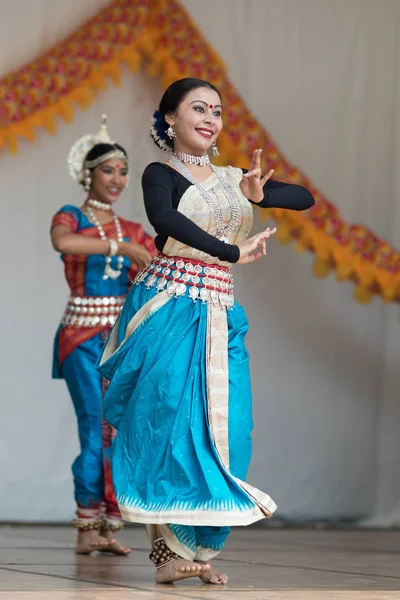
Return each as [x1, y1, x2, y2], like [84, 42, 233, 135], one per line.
[67, 115, 126, 183]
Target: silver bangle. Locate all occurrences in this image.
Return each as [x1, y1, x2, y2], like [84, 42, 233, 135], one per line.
[108, 239, 119, 257]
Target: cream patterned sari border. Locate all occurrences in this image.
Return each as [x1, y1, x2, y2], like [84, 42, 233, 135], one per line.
[99, 291, 171, 365]
[120, 503, 274, 526]
[206, 303, 278, 519]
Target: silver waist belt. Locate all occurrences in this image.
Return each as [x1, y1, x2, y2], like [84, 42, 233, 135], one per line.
[61, 295, 126, 327]
[134, 254, 234, 309]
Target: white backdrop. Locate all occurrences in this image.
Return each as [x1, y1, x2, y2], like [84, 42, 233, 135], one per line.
[1, 0, 400, 523]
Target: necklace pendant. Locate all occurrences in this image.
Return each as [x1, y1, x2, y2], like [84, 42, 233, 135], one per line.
[219, 229, 230, 243]
[87, 206, 124, 280]
[104, 264, 122, 280]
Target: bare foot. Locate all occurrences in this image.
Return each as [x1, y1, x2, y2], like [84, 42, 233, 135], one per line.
[197, 561, 228, 585]
[156, 559, 211, 584]
[75, 530, 110, 555]
[97, 529, 131, 556]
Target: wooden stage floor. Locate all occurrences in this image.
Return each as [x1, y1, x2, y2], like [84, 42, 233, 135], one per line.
[1, 525, 399, 599]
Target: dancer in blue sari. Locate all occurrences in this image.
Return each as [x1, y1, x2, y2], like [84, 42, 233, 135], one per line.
[98, 78, 314, 584]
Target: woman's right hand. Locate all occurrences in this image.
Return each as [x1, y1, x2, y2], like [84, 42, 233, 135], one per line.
[119, 242, 152, 269]
[237, 227, 277, 264]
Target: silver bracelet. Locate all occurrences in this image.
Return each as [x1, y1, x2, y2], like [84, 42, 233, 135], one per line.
[108, 239, 119, 257]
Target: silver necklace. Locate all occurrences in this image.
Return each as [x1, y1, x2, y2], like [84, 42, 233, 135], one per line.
[169, 155, 240, 242]
[87, 198, 113, 212]
[86, 207, 124, 279]
[172, 151, 210, 167]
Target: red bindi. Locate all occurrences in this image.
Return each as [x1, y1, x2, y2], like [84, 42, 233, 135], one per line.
[116, 164, 121, 169]
[209, 105, 213, 109]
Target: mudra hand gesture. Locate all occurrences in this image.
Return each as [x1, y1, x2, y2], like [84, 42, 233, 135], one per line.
[239, 149, 274, 204]
[238, 227, 277, 264]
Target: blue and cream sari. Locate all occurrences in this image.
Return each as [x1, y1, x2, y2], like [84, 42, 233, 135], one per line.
[98, 166, 277, 561]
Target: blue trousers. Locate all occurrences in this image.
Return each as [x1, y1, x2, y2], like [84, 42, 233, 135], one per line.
[61, 335, 105, 508]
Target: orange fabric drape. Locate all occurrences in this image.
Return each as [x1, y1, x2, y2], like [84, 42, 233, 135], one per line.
[1, 0, 399, 307]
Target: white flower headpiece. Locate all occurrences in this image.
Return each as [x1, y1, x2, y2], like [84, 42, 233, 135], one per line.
[150, 110, 173, 152]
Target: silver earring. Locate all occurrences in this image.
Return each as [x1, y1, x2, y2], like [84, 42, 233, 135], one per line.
[125, 174, 130, 189]
[166, 126, 176, 139]
[211, 141, 220, 156]
[84, 168, 91, 192]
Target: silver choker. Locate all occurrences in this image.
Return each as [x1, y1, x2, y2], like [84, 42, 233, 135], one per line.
[87, 198, 113, 212]
[172, 151, 210, 167]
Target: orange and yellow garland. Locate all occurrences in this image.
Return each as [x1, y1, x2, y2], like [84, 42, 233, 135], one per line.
[1, 0, 400, 307]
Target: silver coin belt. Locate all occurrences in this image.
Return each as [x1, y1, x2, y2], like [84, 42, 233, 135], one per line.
[61, 295, 126, 327]
[134, 254, 234, 309]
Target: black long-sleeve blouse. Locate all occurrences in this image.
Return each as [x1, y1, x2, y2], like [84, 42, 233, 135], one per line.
[142, 162, 314, 263]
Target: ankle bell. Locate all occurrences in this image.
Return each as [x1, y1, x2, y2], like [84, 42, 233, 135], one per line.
[149, 538, 180, 568]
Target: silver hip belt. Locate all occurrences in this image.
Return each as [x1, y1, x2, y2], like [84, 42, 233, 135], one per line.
[62, 295, 126, 327]
[134, 254, 234, 309]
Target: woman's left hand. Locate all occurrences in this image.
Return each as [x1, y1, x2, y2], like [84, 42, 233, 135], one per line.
[239, 149, 274, 203]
